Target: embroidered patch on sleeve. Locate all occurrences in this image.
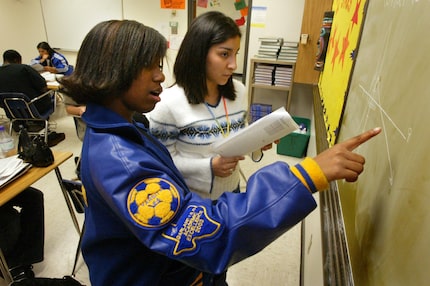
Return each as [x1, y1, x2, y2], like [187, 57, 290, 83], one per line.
[127, 178, 180, 228]
[162, 205, 221, 255]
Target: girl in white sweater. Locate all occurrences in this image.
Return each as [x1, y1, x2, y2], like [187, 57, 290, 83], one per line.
[149, 11, 270, 200]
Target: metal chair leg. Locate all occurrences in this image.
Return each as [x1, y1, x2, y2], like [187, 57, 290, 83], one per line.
[0, 248, 13, 284]
[71, 221, 85, 276]
[54, 167, 81, 234]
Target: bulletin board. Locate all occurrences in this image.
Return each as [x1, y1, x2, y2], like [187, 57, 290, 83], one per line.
[318, 0, 367, 146]
[40, 0, 123, 51]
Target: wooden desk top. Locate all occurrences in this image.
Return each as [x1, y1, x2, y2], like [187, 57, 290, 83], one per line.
[47, 83, 61, 90]
[0, 150, 72, 206]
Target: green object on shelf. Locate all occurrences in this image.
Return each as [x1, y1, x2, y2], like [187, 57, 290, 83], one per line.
[277, 116, 311, 158]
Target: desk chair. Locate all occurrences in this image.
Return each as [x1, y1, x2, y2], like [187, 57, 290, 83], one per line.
[63, 115, 86, 277]
[61, 179, 85, 277]
[0, 90, 56, 143]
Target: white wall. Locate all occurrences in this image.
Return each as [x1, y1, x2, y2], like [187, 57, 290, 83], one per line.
[1, 0, 304, 87]
[0, 0, 47, 65]
[0, 0, 189, 85]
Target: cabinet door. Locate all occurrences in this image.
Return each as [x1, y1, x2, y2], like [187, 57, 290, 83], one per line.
[294, 0, 333, 84]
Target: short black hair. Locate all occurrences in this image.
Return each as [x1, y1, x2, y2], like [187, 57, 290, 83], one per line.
[3, 50, 22, 64]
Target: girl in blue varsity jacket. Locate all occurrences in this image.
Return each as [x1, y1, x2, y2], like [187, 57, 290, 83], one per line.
[31, 41, 73, 75]
[59, 19, 381, 286]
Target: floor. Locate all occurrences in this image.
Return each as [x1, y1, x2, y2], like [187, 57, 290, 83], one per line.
[0, 99, 308, 286]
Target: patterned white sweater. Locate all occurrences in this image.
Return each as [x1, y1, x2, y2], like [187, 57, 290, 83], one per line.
[148, 79, 248, 199]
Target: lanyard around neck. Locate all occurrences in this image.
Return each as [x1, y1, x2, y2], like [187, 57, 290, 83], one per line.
[204, 96, 230, 138]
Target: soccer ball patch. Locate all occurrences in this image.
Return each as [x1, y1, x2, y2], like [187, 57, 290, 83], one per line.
[128, 178, 180, 228]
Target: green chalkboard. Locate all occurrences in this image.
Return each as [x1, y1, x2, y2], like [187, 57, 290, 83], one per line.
[337, 1, 430, 285]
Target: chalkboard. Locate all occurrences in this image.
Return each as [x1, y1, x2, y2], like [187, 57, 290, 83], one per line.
[336, 0, 430, 285]
[41, 0, 123, 51]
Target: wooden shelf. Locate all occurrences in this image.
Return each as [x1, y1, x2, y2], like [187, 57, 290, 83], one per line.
[248, 58, 296, 113]
[251, 83, 292, 91]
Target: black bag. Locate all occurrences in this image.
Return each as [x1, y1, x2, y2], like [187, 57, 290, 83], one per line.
[17, 127, 54, 167]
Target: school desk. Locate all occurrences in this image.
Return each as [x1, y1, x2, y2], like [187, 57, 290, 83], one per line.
[0, 150, 78, 283]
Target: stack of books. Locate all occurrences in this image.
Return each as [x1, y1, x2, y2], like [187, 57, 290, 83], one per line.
[256, 37, 283, 59]
[277, 41, 299, 62]
[273, 65, 293, 87]
[253, 63, 275, 86]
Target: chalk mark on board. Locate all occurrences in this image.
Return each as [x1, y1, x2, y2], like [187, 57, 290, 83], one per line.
[359, 84, 394, 186]
[359, 85, 412, 142]
[356, 21, 411, 187]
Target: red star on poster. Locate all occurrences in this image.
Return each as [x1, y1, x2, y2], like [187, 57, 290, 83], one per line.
[330, 28, 338, 51]
[351, 0, 361, 28]
[331, 37, 340, 71]
[339, 28, 350, 67]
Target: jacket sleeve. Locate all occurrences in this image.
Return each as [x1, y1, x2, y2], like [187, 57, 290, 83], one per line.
[30, 56, 42, 65]
[163, 161, 318, 274]
[51, 53, 69, 74]
[88, 138, 318, 274]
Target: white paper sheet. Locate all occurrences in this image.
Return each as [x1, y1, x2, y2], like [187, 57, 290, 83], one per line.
[0, 155, 31, 188]
[211, 107, 299, 156]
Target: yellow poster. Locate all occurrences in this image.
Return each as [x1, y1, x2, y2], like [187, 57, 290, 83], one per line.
[319, 0, 367, 145]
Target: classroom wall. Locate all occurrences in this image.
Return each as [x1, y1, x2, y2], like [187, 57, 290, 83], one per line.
[1, 0, 305, 89]
[0, 0, 46, 65]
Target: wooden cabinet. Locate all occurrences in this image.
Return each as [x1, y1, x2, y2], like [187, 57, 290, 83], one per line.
[294, 0, 333, 84]
[248, 58, 296, 112]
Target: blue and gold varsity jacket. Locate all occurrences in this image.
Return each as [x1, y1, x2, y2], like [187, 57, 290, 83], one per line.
[80, 103, 327, 286]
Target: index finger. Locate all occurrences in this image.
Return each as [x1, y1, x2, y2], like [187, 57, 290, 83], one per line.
[341, 127, 382, 151]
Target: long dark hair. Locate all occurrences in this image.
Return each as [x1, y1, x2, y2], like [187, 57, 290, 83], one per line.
[59, 20, 167, 105]
[174, 11, 241, 104]
[37, 42, 56, 57]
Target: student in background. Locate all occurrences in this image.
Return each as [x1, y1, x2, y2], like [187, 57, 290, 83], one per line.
[0, 187, 45, 281]
[0, 50, 51, 114]
[149, 11, 271, 200]
[60, 19, 381, 286]
[31, 42, 73, 75]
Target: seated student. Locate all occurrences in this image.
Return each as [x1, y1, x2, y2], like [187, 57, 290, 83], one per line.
[0, 50, 65, 146]
[30, 42, 73, 76]
[0, 187, 45, 281]
[0, 50, 51, 115]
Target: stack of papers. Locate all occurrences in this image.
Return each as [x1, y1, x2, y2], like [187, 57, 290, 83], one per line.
[40, 72, 56, 82]
[211, 107, 299, 156]
[0, 155, 31, 188]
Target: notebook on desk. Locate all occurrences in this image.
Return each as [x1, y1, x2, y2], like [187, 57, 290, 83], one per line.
[0, 155, 31, 188]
